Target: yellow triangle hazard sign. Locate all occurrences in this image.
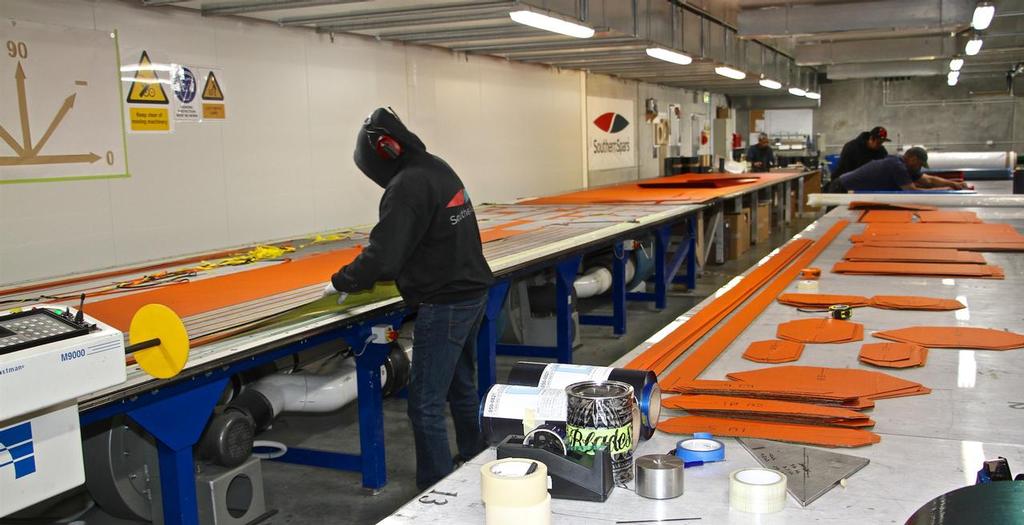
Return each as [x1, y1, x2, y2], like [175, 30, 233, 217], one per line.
[125, 51, 169, 105]
[202, 71, 224, 101]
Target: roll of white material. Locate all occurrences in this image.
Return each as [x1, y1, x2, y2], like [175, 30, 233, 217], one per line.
[729, 468, 787, 514]
[926, 151, 1016, 171]
[481, 458, 551, 525]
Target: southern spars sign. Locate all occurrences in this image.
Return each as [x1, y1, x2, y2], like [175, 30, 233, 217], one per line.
[587, 96, 636, 171]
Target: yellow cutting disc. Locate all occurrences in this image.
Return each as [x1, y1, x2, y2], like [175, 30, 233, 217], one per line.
[130, 304, 190, 379]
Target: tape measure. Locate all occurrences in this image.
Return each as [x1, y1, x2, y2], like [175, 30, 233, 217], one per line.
[675, 432, 726, 463]
[829, 304, 853, 321]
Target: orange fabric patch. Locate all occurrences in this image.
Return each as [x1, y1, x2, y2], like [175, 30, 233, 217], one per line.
[916, 211, 981, 223]
[673, 379, 875, 410]
[522, 172, 796, 205]
[874, 326, 1024, 350]
[833, 261, 1004, 279]
[843, 246, 986, 264]
[660, 415, 881, 448]
[777, 318, 864, 344]
[869, 295, 965, 311]
[662, 394, 873, 427]
[859, 342, 928, 368]
[859, 210, 915, 223]
[742, 340, 805, 363]
[726, 366, 931, 400]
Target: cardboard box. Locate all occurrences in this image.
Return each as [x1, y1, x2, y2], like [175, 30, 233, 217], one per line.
[757, 201, 771, 243]
[725, 209, 750, 260]
[803, 172, 822, 214]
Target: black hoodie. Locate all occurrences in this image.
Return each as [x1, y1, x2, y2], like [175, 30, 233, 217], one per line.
[834, 131, 889, 178]
[330, 108, 493, 306]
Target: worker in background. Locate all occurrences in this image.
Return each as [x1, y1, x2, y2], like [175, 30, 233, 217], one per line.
[323, 107, 494, 490]
[746, 133, 775, 173]
[827, 147, 968, 192]
[833, 126, 890, 177]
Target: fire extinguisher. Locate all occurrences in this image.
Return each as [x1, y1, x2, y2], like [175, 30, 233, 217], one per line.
[732, 132, 742, 149]
[700, 130, 709, 145]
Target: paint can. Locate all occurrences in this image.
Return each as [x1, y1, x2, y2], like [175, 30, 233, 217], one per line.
[565, 380, 636, 484]
[507, 362, 661, 440]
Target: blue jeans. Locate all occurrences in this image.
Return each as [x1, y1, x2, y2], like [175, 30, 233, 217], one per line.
[407, 294, 487, 490]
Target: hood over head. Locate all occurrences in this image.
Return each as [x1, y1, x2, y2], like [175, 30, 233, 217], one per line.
[353, 107, 427, 188]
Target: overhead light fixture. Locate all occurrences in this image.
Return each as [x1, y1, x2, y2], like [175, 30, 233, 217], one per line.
[971, 2, 995, 30]
[804, 91, 821, 100]
[788, 87, 806, 96]
[965, 37, 983, 56]
[758, 78, 782, 90]
[715, 66, 746, 80]
[646, 47, 692, 65]
[949, 57, 964, 71]
[947, 71, 960, 86]
[509, 10, 595, 38]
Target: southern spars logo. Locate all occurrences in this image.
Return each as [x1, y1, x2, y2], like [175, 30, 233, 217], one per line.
[593, 112, 630, 133]
[0, 421, 35, 479]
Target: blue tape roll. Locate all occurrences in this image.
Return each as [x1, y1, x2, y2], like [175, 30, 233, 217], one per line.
[676, 433, 725, 463]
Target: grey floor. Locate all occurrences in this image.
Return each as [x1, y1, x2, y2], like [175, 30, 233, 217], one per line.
[254, 214, 817, 525]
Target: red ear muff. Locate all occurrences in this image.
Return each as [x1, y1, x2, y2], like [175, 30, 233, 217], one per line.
[374, 134, 402, 160]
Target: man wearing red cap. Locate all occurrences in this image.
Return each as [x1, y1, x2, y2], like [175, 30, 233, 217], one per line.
[834, 126, 890, 178]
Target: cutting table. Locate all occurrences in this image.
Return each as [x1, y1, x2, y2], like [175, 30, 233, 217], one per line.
[0, 169, 817, 525]
[382, 203, 1024, 524]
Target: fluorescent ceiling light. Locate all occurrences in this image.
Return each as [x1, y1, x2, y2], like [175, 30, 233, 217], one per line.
[947, 71, 960, 86]
[804, 91, 821, 100]
[972, 2, 995, 30]
[788, 87, 806, 96]
[758, 78, 782, 89]
[949, 58, 964, 71]
[646, 47, 692, 65]
[965, 37, 983, 56]
[715, 66, 746, 80]
[509, 10, 594, 38]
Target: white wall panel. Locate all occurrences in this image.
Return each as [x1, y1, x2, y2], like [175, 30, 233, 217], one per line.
[0, 0, 583, 285]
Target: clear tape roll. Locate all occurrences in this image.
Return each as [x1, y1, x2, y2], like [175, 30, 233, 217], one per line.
[481, 458, 550, 510]
[729, 468, 787, 514]
[485, 494, 551, 525]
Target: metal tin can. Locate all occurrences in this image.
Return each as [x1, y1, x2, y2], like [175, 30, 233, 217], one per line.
[564, 380, 636, 484]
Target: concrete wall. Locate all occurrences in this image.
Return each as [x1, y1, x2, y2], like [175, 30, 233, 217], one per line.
[815, 77, 1024, 155]
[0, 0, 584, 285]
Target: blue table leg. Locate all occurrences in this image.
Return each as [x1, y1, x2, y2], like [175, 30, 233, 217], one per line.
[555, 256, 582, 363]
[128, 378, 228, 525]
[477, 280, 510, 399]
[352, 339, 389, 491]
[611, 242, 627, 335]
[685, 217, 698, 290]
[653, 226, 670, 310]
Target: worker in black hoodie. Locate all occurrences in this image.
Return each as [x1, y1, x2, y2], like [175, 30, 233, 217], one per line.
[324, 107, 493, 489]
[833, 126, 891, 178]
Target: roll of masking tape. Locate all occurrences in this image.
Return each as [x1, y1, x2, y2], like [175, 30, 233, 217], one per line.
[797, 279, 819, 293]
[481, 458, 551, 525]
[729, 468, 787, 514]
[676, 433, 726, 463]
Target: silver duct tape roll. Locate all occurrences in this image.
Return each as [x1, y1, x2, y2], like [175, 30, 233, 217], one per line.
[635, 454, 684, 499]
[729, 468, 787, 514]
[481, 458, 551, 525]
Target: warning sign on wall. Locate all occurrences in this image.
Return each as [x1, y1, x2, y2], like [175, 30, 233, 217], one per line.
[122, 49, 171, 132]
[200, 69, 225, 120]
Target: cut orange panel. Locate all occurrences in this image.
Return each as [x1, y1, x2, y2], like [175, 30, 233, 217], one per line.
[844, 245, 987, 264]
[660, 221, 850, 388]
[522, 172, 797, 205]
[664, 394, 870, 423]
[727, 366, 931, 400]
[916, 210, 981, 223]
[859, 342, 928, 369]
[874, 326, 1024, 350]
[673, 379, 875, 409]
[478, 219, 541, 243]
[856, 223, 1024, 244]
[86, 247, 364, 332]
[859, 210, 915, 223]
[849, 202, 937, 211]
[778, 293, 870, 308]
[861, 240, 1024, 252]
[638, 175, 759, 188]
[869, 295, 965, 311]
[742, 340, 805, 363]
[625, 239, 812, 373]
[660, 416, 881, 448]
[833, 261, 1004, 279]
[777, 318, 864, 344]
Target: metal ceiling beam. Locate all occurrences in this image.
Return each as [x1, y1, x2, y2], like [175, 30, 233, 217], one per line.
[796, 35, 958, 66]
[201, 0, 366, 17]
[451, 37, 642, 54]
[316, 11, 508, 33]
[278, 1, 512, 26]
[737, 0, 973, 38]
[826, 61, 947, 79]
[382, 24, 533, 43]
